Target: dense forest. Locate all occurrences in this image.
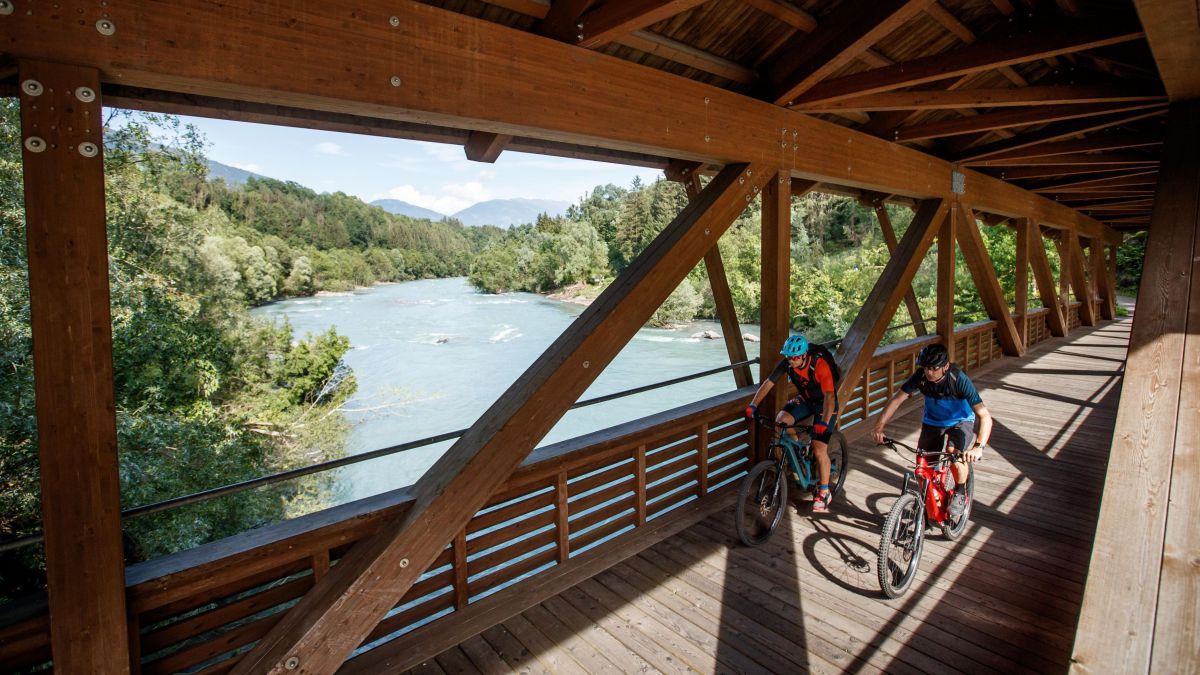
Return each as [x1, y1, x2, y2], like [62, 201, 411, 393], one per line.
[0, 103, 1143, 603]
[467, 177, 1129, 344]
[0, 105, 504, 602]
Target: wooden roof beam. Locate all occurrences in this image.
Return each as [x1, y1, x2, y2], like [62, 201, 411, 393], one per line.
[954, 107, 1168, 162]
[796, 85, 1168, 112]
[1034, 170, 1160, 192]
[991, 164, 1150, 180]
[464, 131, 512, 163]
[966, 132, 1164, 162]
[791, 18, 1145, 106]
[575, 0, 710, 48]
[0, 0, 1118, 242]
[894, 102, 1164, 142]
[1133, 0, 1200, 100]
[766, 0, 933, 105]
[615, 30, 758, 84]
[741, 0, 817, 32]
[538, 0, 596, 40]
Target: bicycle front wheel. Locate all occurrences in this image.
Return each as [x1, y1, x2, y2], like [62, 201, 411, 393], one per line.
[735, 460, 788, 546]
[878, 492, 924, 598]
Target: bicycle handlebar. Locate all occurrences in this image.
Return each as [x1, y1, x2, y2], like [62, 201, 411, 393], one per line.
[880, 436, 980, 461]
[751, 413, 813, 433]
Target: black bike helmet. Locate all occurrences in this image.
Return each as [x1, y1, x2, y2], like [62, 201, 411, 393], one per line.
[916, 343, 950, 369]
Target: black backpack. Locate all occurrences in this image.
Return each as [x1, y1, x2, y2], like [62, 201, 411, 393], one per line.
[807, 343, 841, 384]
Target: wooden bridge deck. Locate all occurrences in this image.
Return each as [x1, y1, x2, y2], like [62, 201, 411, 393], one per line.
[402, 319, 1130, 674]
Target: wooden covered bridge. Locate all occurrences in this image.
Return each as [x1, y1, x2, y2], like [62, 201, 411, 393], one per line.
[1, 0, 1197, 672]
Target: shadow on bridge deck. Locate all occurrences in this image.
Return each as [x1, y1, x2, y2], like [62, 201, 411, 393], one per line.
[406, 318, 1130, 674]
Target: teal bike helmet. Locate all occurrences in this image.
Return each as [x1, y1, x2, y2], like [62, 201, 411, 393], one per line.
[780, 334, 809, 358]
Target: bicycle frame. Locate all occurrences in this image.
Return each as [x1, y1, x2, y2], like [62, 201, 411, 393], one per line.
[894, 441, 961, 525]
[758, 417, 819, 490]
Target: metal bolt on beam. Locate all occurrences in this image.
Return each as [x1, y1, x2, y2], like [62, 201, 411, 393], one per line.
[0, 2, 13, 16]
[78, 142, 99, 158]
[75, 86, 96, 103]
[24, 137, 46, 153]
[390, 76, 401, 87]
[389, 15, 399, 26]
[96, 19, 115, 35]
[21, 80, 43, 96]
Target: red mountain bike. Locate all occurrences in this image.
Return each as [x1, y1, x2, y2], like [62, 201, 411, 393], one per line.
[876, 436, 974, 598]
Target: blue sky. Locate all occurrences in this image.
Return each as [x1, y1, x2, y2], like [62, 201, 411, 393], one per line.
[178, 116, 664, 215]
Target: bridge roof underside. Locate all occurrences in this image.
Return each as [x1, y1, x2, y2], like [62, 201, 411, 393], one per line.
[396, 318, 1129, 674]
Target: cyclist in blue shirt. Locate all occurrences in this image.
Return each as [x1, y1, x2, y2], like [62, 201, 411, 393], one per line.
[872, 343, 992, 518]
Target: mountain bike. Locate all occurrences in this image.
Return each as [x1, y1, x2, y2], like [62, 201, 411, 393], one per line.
[876, 436, 975, 598]
[735, 414, 849, 546]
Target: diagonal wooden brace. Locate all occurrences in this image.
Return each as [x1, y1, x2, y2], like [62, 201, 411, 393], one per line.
[836, 199, 947, 405]
[957, 203, 1024, 355]
[230, 163, 771, 675]
[1027, 225, 1069, 336]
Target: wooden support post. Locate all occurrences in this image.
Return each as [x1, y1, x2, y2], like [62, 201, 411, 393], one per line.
[231, 163, 771, 675]
[554, 472, 569, 564]
[1028, 227, 1068, 336]
[452, 531, 469, 608]
[1092, 239, 1115, 319]
[685, 175, 752, 388]
[464, 131, 512, 163]
[836, 199, 948, 404]
[18, 59, 131, 674]
[1107, 243, 1119, 316]
[937, 206, 956, 361]
[873, 199, 928, 336]
[759, 172, 795, 419]
[1015, 217, 1031, 346]
[1066, 234, 1098, 326]
[1057, 234, 1073, 327]
[697, 423, 709, 496]
[1072, 100, 1200, 674]
[635, 445, 648, 526]
[957, 203, 1024, 355]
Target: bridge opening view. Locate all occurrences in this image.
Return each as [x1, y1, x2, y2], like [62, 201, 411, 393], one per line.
[1, 0, 1196, 673]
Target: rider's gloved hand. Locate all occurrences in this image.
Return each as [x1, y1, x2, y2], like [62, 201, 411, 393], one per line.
[813, 418, 827, 435]
[744, 404, 757, 419]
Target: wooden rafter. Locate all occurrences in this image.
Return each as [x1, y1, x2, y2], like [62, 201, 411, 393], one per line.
[464, 131, 513, 163]
[742, 0, 817, 32]
[957, 204, 1024, 355]
[576, 0, 710, 48]
[231, 163, 771, 674]
[616, 30, 757, 84]
[0, 0, 1118, 243]
[1133, 0, 1200, 100]
[538, 0, 595, 40]
[791, 18, 1144, 106]
[1052, 191, 1156, 202]
[797, 85, 1167, 112]
[1035, 169, 1160, 192]
[895, 102, 1164, 142]
[766, 0, 933, 105]
[955, 107, 1169, 163]
[975, 152, 1160, 167]
[966, 132, 1164, 162]
[993, 164, 1152, 180]
[836, 199, 948, 403]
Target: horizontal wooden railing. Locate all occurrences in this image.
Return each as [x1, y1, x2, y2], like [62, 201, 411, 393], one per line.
[0, 311, 1090, 672]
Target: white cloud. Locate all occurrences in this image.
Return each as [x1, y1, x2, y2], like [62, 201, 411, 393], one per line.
[372, 183, 489, 215]
[316, 142, 345, 155]
[232, 162, 262, 172]
[478, 169, 497, 180]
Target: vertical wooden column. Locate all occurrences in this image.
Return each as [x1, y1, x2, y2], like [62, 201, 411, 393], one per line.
[685, 176, 752, 387]
[1015, 218, 1031, 347]
[1107, 243, 1119, 313]
[759, 172, 793, 418]
[1057, 234, 1072, 328]
[1093, 240, 1115, 320]
[1073, 99, 1200, 675]
[937, 205, 957, 361]
[18, 60, 131, 673]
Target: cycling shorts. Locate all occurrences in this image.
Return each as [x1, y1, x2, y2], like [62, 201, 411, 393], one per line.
[781, 399, 838, 444]
[917, 420, 976, 456]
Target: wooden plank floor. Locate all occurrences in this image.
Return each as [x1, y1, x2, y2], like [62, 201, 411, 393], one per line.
[404, 319, 1130, 674]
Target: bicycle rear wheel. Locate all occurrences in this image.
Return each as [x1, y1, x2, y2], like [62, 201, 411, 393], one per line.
[735, 460, 787, 546]
[942, 464, 974, 541]
[826, 432, 849, 499]
[878, 492, 924, 598]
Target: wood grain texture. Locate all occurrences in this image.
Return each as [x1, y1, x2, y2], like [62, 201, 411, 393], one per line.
[759, 173, 797, 419]
[874, 199, 927, 336]
[1015, 217, 1031, 347]
[18, 59, 131, 674]
[0, 0, 1116, 241]
[1072, 100, 1200, 674]
[1133, 0, 1200, 100]
[1066, 234, 1098, 326]
[938, 207, 956, 361]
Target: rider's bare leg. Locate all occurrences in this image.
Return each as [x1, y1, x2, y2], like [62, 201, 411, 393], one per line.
[950, 447, 969, 486]
[775, 410, 800, 442]
[813, 440, 830, 486]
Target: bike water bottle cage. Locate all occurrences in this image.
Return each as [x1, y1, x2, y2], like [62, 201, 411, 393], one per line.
[780, 334, 809, 358]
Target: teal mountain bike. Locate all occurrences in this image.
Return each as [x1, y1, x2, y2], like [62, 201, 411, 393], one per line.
[735, 415, 849, 546]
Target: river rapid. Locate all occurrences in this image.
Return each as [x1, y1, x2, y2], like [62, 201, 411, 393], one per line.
[252, 277, 760, 506]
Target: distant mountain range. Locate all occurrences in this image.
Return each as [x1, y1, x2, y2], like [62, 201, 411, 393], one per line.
[206, 159, 570, 228]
